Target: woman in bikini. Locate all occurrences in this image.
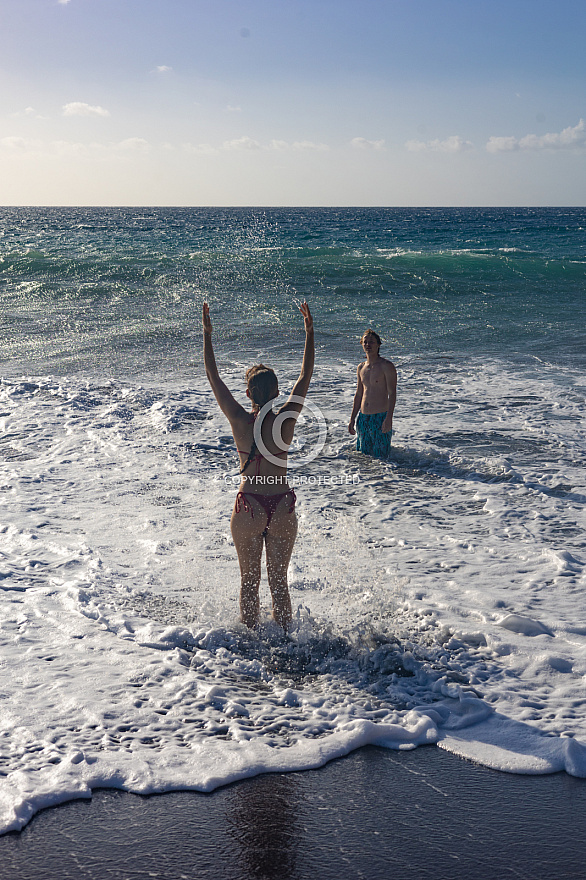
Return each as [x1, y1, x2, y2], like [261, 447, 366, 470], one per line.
[202, 300, 314, 631]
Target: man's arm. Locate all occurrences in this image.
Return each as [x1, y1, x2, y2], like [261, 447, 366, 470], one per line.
[348, 365, 364, 435]
[202, 303, 246, 422]
[381, 361, 397, 434]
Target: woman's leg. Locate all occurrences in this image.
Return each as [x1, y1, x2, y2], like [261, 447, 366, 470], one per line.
[231, 501, 265, 628]
[265, 500, 298, 631]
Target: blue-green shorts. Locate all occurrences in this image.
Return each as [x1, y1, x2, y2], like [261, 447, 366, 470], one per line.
[356, 411, 392, 459]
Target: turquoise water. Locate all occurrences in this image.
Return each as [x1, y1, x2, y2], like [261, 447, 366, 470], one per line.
[1, 207, 585, 375]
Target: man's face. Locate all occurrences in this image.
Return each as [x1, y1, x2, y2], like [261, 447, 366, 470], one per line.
[362, 333, 380, 356]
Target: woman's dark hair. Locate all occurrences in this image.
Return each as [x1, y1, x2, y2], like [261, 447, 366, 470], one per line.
[240, 364, 278, 474]
[245, 364, 278, 407]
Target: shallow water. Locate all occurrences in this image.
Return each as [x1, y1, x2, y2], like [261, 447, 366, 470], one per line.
[0, 208, 585, 832]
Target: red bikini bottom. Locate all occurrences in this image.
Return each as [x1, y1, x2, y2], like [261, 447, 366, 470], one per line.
[235, 489, 296, 535]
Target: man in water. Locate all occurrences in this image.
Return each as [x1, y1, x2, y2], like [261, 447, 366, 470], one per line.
[348, 329, 397, 458]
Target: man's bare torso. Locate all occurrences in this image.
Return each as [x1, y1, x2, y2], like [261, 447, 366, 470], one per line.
[359, 357, 396, 414]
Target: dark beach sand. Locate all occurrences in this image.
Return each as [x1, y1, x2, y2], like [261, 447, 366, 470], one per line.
[1, 746, 585, 880]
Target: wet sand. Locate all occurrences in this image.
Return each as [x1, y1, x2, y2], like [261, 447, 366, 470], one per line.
[1, 746, 585, 880]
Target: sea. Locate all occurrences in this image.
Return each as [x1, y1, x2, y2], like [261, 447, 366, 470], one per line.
[0, 207, 585, 833]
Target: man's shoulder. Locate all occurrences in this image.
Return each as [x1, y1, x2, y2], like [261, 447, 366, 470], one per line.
[380, 356, 397, 372]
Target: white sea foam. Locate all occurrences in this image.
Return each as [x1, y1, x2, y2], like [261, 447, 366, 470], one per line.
[0, 352, 585, 832]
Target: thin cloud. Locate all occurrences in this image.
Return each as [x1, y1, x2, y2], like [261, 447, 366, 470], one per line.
[486, 119, 586, 153]
[116, 138, 150, 152]
[183, 142, 217, 155]
[406, 135, 473, 153]
[226, 105, 242, 113]
[62, 102, 110, 118]
[267, 139, 329, 152]
[59, 139, 150, 156]
[0, 137, 151, 158]
[350, 137, 385, 150]
[291, 140, 329, 152]
[11, 107, 46, 120]
[486, 136, 518, 153]
[156, 66, 172, 74]
[1, 136, 30, 150]
[222, 136, 261, 151]
[51, 140, 95, 156]
[181, 137, 331, 154]
[1, 137, 86, 156]
[58, 0, 72, 5]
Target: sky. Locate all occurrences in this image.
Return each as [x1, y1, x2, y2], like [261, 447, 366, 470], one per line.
[1, 0, 585, 206]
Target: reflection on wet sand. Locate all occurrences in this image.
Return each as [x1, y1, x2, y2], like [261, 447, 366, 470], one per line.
[226, 773, 301, 880]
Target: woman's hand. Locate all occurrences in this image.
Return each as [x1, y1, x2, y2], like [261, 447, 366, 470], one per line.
[299, 300, 313, 333]
[202, 302, 212, 335]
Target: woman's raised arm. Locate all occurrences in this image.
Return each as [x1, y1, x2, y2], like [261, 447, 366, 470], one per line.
[202, 302, 246, 422]
[283, 301, 314, 414]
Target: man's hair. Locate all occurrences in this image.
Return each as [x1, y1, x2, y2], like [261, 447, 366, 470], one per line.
[245, 364, 278, 407]
[361, 328, 382, 347]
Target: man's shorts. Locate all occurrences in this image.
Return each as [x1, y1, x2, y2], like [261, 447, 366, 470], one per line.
[356, 411, 392, 459]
